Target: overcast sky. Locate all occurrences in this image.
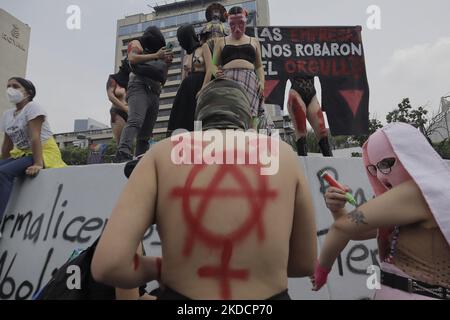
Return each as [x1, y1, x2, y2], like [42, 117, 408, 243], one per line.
[1, 0, 449, 133]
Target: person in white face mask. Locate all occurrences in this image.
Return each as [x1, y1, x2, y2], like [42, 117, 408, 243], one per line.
[0, 77, 66, 221]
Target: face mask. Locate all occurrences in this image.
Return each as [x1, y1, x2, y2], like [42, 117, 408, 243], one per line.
[212, 10, 221, 21]
[7, 87, 26, 104]
[228, 15, 247, 39]
[366, 130, 411, 190]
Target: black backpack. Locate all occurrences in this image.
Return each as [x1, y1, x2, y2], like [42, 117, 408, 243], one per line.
[33, 238, 116, 300]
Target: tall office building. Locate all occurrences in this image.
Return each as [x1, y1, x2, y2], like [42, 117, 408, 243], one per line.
[0, 9, 31, 142]
[115, 0, 270, 139]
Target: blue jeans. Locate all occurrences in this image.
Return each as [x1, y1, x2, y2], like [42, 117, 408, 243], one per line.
[0, 156, 34, 220]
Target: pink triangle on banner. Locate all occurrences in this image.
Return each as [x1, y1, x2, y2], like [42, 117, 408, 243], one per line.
[339, 90, 364, 117]
[264, 80, 279, 98]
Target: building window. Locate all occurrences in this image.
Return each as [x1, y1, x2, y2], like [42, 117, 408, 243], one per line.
[117, 1, 258, 37]
[168, 63, 182, 71]
[154, 121, 169, 129]
[158, 109, 172, 118]
[118, 24, 140, 36]
[163, 30, 178, 38]
[160, 97, 175, 105]
[162, 86, 179, 94]
[167, 74, 182, 82]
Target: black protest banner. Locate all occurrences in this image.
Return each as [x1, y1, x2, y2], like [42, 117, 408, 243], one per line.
[250, 26, 370, 135]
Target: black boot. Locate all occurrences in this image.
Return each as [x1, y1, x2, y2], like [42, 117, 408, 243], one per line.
[123, 154, 145, 178]
[318, 137, 333, 157]
[114, 150, 133, 163]
[296, 137, 308, 156]
[135, 138, 150, 158]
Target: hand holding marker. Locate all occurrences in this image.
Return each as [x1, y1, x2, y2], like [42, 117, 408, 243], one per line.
[320, 171, 357, 206]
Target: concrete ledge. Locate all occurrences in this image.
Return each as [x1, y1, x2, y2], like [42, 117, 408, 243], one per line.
[0, 158, 382, 300]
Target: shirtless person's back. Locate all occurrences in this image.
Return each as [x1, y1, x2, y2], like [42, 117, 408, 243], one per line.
[92, 79, 317, 300]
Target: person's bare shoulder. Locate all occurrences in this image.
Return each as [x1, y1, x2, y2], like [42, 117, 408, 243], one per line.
[149, 132, 194, 166]
[148, 135, 174, 160]
[277, 138, 301, 165]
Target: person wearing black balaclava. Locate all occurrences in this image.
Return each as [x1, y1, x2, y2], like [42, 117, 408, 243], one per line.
[115, 26, 173, 162]
[167, 24, 206, 136]
[107, 58, 131, 145]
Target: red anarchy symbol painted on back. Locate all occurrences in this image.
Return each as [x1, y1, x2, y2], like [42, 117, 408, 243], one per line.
[171, 160, 278, 299]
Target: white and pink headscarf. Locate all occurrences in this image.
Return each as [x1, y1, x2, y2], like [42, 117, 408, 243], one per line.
[362, 123, 450, 260]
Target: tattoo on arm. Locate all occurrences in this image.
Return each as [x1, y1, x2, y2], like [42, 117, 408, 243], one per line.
[127, 42, 142, 56]
[347, 209, 368, 225]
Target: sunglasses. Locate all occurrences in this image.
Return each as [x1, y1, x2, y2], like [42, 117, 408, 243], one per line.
[366, 157, 396, 177]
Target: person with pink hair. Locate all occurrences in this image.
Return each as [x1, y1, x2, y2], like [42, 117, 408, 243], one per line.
[313, 122, 450, 299]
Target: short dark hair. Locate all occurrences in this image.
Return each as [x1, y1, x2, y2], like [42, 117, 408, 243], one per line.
[9, 77, 36, 101]
[228, 6, 246, 16]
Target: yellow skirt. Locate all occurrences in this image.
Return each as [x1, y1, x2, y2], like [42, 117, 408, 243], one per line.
[10, 137, 67, 169]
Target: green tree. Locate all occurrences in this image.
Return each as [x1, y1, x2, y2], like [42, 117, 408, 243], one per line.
[306, 131, 320, 153]
[351, 116, 383, 147]
[386, 98, 413, 124]
[432, 139, 450, 160]
[102, 139, 118, 163]
[61, 145, 89, 165]
[366, 98, 449, 158]
[329, 135, 360, 149]
[386, 98, 429, 136]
